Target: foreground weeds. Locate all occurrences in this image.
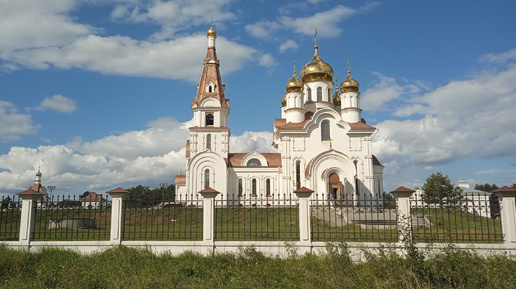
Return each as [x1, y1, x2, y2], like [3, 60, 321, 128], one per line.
[0, 244, 515, 288]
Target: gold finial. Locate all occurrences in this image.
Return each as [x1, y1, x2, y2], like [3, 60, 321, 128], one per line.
[293, 60, 296, 72]
[347, 59, 351, 75]
[314, 28, 318, 47]
[36, 167, 42, 177]
[335, 77, 339, 92]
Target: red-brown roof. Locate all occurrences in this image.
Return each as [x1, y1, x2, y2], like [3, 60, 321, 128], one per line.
[227, 153, 282, 167]
[348, 122, 376, 130]
[295, 186, 314, 193]
[107, 187, 128, 194]
[81, 192, 105, 202]
[391, 186, 415, 193]
[199, 187, 219, 194]
[17, 189, 45, 196]
[492, 186, 516, 193]
[175, 175, 186, 185]
[274, 112, 314, 130]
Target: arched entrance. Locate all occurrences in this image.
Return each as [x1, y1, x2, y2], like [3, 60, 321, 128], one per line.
[329, 173, 342, 200]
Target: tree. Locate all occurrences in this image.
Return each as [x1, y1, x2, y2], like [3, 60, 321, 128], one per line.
[79, 191, 95, 199]
[1, 196, 13, 209]
[382, 192, 396, 209]
[474, 183, 499, 192]
[422, 172, 462, 207]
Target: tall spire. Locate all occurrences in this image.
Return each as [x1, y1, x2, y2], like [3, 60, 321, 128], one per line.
[192, 25, 227, 106]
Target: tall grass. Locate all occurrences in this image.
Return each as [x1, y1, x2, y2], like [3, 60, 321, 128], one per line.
[1, 244, 515, 289]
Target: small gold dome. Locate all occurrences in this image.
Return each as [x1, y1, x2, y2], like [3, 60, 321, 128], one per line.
[281, 95, 286, 107]
[300, 46, 334, 82]
[332, 78, 341, 106]
[285, 71, 303, 93]
[207, 25, 216, 37]
[340, 70, 359, 93]
[36, 168, 42, 177]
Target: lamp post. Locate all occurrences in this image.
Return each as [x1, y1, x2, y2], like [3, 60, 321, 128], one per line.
[160, 183, 168, 207]
[47, 185, 56, 205]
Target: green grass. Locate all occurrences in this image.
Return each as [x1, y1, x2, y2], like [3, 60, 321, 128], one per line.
[1, 244, 516, 289]
[411, 208, 502, 243]
[0, 206, 504, 243]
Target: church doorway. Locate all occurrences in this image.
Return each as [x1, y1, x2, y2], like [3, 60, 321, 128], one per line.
[329, 173, 342, 200]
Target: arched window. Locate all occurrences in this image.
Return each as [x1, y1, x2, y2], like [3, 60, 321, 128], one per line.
[247, 158, 261, 166]
[321, 120, 330, 141]
[238, 178, 243, 196]
[252, 179, 257, 196]
[208, 86, 212, 93]
[296, 160, 301, 189]
[317, 87, 322, 101]
[327, 88, 331, 100]
[266, 179, 271, 196]
[204, 169, 210, 189]
[207, 134, 211, 149]
[206, 114, 214, 126]
[307, 88, 312, 102]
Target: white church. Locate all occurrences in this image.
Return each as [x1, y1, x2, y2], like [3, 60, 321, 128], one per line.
[175, 26, 384, 205]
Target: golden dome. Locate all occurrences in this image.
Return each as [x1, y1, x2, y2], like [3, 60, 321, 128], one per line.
[281, 95, 286, 107]
[340, 69, 359, 92]
[207, 25, 216, 37]
[300, 46, 334, 82]
[36, 168, 42, 177]
[285, 71, 303, 93]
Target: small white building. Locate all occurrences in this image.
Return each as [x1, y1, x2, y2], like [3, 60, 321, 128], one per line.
[175, 26, 384, 206]
[81, 192, 107, 209]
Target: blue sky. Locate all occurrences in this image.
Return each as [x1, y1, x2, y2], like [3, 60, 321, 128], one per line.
[1, 0, 515, 196]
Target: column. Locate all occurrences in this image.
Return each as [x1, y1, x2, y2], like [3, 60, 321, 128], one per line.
[493, 186, 516, 245]
[294, 187, 314, 244]
[391, 187, 415, 243]
[107, 187, 130, 244]
[17, 190, 45, 247]
[199, 187, 220, 245]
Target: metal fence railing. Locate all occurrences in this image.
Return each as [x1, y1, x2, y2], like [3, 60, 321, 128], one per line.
[33, 195, 112, 241]
[310, 194, 398, 242]
[214, 194, 299, 241]
[410, 193, 502, 243]
[123, 193, 202, 241]
[0, 195, 22, 241]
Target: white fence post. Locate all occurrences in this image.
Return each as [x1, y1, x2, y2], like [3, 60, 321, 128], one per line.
[294, 187, 314, 245]
[16, 189, 45, 248]
[493, 186, 516, 245]
[199, 187, 219, 247]
[391, 186, 415, 243]
[107, 187, 130, 245]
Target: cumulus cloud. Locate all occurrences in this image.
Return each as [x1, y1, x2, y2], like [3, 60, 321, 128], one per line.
[279, 40, 298, 53]
[39, 95, 76, 113]
[110, 0, 236, 40]
[0, 118, 274, 193]
[0, 100, 38, 142]
[0, 1, 256, 82]
[259, 53, 276, 67]
[247, 4, 377, 40]
[230, 131, 274, 153]
[373, 52, 516, 169]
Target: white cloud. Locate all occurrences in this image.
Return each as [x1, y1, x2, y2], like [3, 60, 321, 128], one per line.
[373, 53, 516, 169]
[39, 95, 76, 113]
[279, 40, 298, 53]
[245, 21, 281, 39]
[259, 53, 276, 67]
[0, 119, 274, 193]
[230, 131, 274, 153]
[0, 100, 38, 142]
[111, 0, 236, 40]
[7, 34, 255, 82]
[361, 72, 405, 112]
[280, 5, 356, 38]
[0, 1, 255, 82]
